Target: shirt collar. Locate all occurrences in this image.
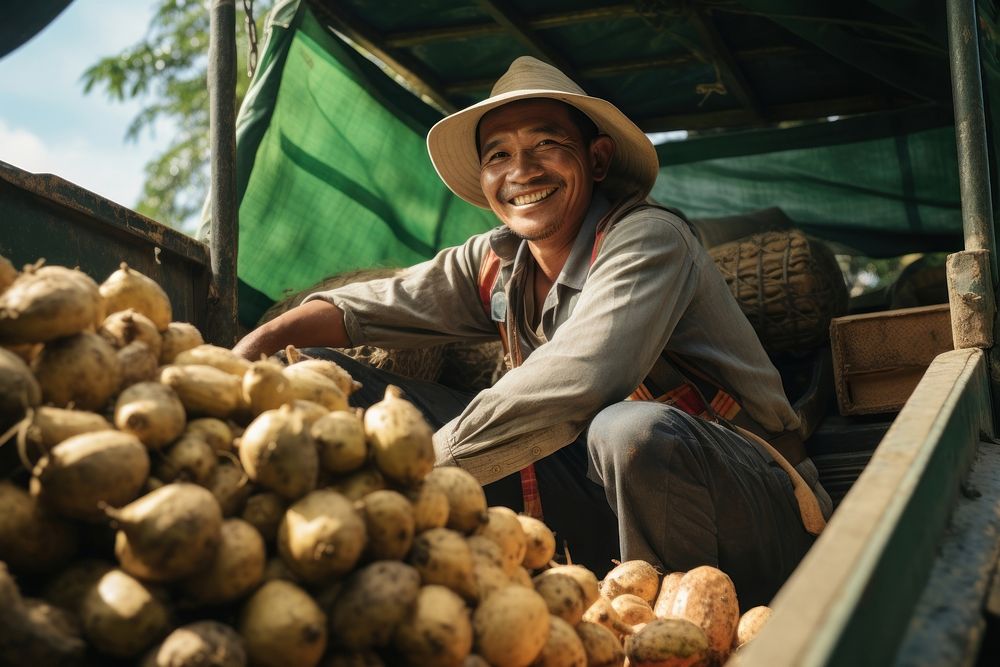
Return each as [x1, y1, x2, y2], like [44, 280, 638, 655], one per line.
[557, 191, 610, 290]
[487, 191, 611, 285]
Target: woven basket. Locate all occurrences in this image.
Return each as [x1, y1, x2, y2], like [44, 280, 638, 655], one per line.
[708, 229, 848, 355]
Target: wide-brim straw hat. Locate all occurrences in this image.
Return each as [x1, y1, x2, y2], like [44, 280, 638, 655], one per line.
[427, 56, 659, 209]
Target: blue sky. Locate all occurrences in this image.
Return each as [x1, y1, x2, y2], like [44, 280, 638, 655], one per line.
[0, 0, 172, 212]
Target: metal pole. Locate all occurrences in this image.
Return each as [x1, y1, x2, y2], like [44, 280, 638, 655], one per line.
[947, 0, 998, 273]
[206, 0, 239, 347]
[946, 0, 1000, 405]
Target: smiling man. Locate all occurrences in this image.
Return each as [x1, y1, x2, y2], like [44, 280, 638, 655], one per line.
[234, 56, 832, 607]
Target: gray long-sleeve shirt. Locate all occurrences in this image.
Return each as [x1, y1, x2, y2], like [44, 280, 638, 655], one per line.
[306, 195, 800, 484]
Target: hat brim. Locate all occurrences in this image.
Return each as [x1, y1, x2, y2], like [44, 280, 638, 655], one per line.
[427, 90, 659, 209]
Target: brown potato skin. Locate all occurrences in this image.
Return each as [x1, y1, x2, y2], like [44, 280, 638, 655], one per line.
[669, 566, 739, 665]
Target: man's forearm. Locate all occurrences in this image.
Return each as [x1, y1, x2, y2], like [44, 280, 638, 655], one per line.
[232, 299, 351, 359]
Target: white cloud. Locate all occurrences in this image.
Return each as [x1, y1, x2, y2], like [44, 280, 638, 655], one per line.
[0, 118, 147, 209]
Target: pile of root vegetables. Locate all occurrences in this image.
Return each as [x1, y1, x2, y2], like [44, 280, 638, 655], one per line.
[0, 255, 771, 667]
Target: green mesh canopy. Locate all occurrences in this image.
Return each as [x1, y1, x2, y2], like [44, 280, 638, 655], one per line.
[224, 1, 965, 329]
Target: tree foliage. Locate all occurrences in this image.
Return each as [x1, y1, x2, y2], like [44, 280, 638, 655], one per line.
[82, 0, 272, 232]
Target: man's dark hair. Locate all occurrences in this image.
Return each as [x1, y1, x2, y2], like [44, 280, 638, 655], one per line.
[475, 99, 600, 153]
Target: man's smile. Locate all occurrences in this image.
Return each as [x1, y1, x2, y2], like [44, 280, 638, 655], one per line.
[510, 187, 557, 206]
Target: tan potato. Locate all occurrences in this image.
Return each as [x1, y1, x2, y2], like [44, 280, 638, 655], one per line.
[575, 621, 626, 667]
[239, 405, 318, 500]
[180, 518, 265, 605]
[517, 514, 556, 570]
[42, 559, 115, 614]
[323, 651, 385, 667]
[735, 605, 772, 648]
[117, 340, 161, 389]
[472, 559, 511, 602]
[473, 585, 550, 667]
[278, 489, 366, 583]
[289, 398, 330, 427]
[24, 406, 111, 456]
[241, 492, 286, 543]
[408, 527, 477, 602]
[425, 466, 488, 534]
[358, 489, 415, 561]
[602, 560, 660, 604]
[476, 506, 527, 575]
[363, 385, 434, 484]
[313, 410, 367, 474]
[0, 563, 86, 666]
[31, 430, 150, 520]
[392, 585, 472, 667]
[115, 382, 186, 450]
[0, 254, 16, 293]
[205, 461, 251, 516]
[623, 617, 709, 667]
[284, 351, 361, 396]
[34, 332, 121, 411]
[111, 482, 223, 582]
[583, 596, 633, 638]
[243, 357, 292, 415]
[0, 265, 103, 344]
[160, 364, 242, 418]
[509, 566, 534, 588]
[612, 593, 655, 627]
[261, 556, 299, 584]
[536, 565, 600, 611]
[653, 572, 684, 618]
[532, 616, 587, 667]
[141, 620, 246, 667]
[100, 309, 162, 357]
[175, 344, 252, 378]
[534, 572, 587, 626]
[669, 566, 739, 665]
[0, 481, 79, 574]
[239, 580, 327, 667]
[0, 346, 41, 431]
[155, 434, 217, 484]
[283, 364, 348, 411]
[329, 561, 421, 650]
[100, 263, 171, 331]
[329, 465, 387, 501]
[80, 568, 171, 658]
[467, 534, 505, 568]
[406, 481, 450, 533]
[183, 417, 234, 452]
[159, 322, 203, 364]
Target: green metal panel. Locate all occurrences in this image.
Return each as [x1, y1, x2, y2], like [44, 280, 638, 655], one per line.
[0, 162, 211, 328]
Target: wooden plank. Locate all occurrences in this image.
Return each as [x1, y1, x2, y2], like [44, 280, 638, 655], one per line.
[307, 2, 457, 113]
[690, 8, 766, 122]
[474, 0, 588, 88]
[732, 348, 993, 667]
[384, 3, 640, 47]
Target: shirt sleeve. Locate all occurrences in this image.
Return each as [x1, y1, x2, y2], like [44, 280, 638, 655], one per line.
[303, 232, 499, 348]
[435, 209, 702, 483]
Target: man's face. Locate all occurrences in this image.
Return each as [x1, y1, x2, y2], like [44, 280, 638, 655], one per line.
[478, 99, 613, 244]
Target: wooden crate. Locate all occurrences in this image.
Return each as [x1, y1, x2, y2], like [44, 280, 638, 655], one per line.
[830, 304, 953, 415]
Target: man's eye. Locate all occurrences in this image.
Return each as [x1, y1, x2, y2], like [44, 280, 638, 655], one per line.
[537, 139, 556, 146]
[485, 151, 508, 162]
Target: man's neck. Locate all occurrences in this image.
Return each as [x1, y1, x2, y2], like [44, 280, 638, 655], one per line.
[527, 232, 577, 283]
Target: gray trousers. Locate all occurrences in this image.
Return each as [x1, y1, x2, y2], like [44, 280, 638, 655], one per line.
[303, 349, 823, 608]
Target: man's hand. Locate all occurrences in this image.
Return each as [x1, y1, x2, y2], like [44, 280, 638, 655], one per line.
[232, 299, 351, 359]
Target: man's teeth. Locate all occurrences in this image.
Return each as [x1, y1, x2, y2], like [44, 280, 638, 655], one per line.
[512, 188, 555, 206]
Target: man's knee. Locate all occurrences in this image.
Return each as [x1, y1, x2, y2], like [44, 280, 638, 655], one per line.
[588, 402, 697, 473]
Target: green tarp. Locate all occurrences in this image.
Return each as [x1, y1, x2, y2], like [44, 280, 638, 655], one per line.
[226, 1, 964, 329]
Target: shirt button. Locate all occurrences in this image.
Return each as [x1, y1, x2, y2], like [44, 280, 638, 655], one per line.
[491, 465, 502, 475]
[530, 446, 541, 457]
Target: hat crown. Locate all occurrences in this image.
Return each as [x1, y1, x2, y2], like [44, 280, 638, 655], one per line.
[490, 56, 587, 97]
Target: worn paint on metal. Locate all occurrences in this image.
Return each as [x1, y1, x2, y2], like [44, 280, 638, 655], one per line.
[947, 249, 995, 349]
